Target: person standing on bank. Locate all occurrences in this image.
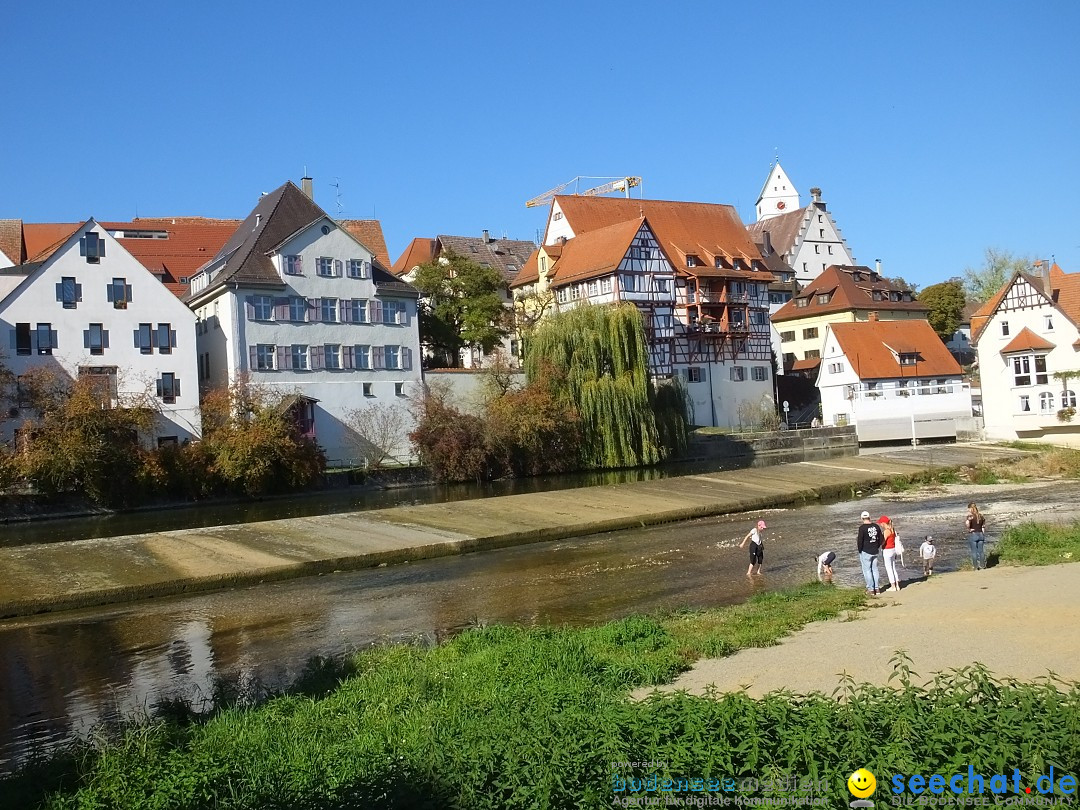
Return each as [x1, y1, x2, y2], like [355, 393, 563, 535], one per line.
[878, 516, 903, 592]
[966, 502, 987, 570]
[739, 519, 767, 576]
[856, 511, 883, 595]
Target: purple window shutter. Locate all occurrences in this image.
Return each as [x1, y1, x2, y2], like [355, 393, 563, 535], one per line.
[399, 305, 410, 326]
[275, 299, 289, 321]
[369, 300, 382, 323]
[363, 260, 371, 279]
[276, 345, 286, 370]
[343, 346, 354, 369]
[307, 298, 319, 322]
[245, 297, 255, 319]
[373, 345, 385, 369]
[249, 345, 257, 370]
[311, 347, 324, 370]
[102, 330, 109, 349]
[295, 255, 302, 273]
[402, 347, 412, 370]
[334, 259, 343, 277]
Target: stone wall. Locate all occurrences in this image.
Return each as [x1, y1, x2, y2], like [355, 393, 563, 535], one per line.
[685, 425, 858, 461]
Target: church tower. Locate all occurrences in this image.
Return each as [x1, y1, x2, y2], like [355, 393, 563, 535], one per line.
[755, 162, 801, 222]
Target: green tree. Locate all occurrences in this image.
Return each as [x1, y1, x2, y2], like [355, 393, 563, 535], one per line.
[412, 251, 510, 367]
[884, 275, 920, 295]
[919, 279, 967, 340]
[524, 303, 688, 468]
[963, 248, 1032, 304]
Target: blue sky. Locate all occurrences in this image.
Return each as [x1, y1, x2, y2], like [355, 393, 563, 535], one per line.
[4, 1, 1078, 287]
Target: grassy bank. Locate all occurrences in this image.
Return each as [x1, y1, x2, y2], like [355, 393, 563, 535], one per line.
[8, 581, 1080, 809]
[993, 521, 1080, 566]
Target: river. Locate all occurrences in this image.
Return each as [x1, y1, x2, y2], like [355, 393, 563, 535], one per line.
[2, 476, 1078, 773]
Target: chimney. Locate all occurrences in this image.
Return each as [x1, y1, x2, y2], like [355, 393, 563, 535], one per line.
[557, 235, 567, 246]
[868, 312, 879, 322]
[301, 176, 314, 200]
[810, 187, 825, 211]
[482, 229, 491, 244]
[875, 258, 882, 274]
[762, 230, 773, 256]
[1034, 259, 1052, 297]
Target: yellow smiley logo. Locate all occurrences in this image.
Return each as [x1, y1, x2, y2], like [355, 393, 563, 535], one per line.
[848, 768, 876, 798]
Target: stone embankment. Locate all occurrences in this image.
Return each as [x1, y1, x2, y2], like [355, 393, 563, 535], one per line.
[0, 444, 1024, 618]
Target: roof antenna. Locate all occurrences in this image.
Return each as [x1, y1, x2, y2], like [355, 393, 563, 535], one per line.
[774, 147, 780, 165]
[330, 178, 344, 217]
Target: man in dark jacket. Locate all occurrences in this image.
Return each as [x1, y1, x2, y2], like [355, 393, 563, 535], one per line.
[856, 510, 883, 595]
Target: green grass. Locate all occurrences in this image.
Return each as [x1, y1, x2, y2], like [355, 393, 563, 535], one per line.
[992, 521, 1080, 567]
[8, 585, 1080, 809]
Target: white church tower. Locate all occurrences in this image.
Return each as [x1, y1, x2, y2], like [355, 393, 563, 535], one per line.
[755, 162, 801, 222]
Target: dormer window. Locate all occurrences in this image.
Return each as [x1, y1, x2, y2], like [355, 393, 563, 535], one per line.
[817, 293, 832, 305]
[899, 353, 918, 366]
[686, 255, 699, 268]
[796, 297, 809, 308]
[902, 292, 912, 302]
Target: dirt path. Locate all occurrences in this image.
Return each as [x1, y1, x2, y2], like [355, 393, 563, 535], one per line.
[645, 563, 1080, 698]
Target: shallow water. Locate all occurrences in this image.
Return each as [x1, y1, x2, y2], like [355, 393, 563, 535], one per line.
[2, 478, 1078, 772]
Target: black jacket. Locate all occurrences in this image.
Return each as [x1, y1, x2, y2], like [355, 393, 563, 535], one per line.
[857, 522, 883, 555]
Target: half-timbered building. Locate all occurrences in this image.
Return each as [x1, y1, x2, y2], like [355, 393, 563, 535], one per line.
[971, 263, 1080, 445]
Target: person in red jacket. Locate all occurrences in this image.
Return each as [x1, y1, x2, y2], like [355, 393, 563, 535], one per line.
[878, 516, 902, 592]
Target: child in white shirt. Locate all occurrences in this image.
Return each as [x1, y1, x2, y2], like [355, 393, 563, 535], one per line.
[919, 535, 937, 577]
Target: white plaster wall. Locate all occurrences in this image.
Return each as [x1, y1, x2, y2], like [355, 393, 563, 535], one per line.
[0, 247, 14, 270]
[788, 209, 854, 285]
[0, 222, 200, 442]
[544, 200, 576, 244]
[677, 361, 773, 428]
[756, 164, 800, 222]
[976, 292, 1080, 444]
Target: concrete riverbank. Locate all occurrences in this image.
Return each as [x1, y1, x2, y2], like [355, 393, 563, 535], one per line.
[0, 444, 1025, 618]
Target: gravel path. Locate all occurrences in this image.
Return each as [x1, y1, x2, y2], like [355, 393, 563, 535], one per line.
[645, 563, 1080, 698]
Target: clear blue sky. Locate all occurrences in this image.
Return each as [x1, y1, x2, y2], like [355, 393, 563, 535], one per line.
[4, 1, 1078, 287]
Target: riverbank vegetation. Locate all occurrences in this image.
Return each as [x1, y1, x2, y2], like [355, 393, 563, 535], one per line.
[993, 521, 1080, 567]
[8, 581, 1080, 809]
[886, 445, 1080, 494]
[412, 304, 690, 481]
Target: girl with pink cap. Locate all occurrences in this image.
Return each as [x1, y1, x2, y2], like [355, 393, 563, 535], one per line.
[739, 519, 768, 576]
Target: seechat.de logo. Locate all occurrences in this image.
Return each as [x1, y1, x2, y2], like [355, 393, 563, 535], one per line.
[849, 767, 876, 808]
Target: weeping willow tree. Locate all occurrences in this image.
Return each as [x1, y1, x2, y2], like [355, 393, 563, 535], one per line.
[525, 303, 688, 468]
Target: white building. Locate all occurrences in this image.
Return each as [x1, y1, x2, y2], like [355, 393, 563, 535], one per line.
[746, 163, 856, 286]
[514, 196, 776, 428]
[818, 318, 972, 442]
[187, 182, 422, 466]
[0, 219, 201, 443]
[971, 263, 1080, 446]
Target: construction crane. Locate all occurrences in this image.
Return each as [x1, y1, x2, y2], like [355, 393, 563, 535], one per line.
[525, 176, 642, 208]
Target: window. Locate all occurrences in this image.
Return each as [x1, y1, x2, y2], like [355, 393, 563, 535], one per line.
[320, 298, 338, 323]
[814, 244, 820, 254]
[384, 345, 400, 370]
[250, 344, 274, 370]
[284, 255, 303, 275]
[250, 295, 273, 321]
[783, 352, 796, 366]
[352, 345, 370, 369]
[654, 314, 672, 330]
[1001, 321, 1010, 337]
[556, 287, 568, 303]
[780, 331, 795, 342]
[828, 246, 833, 255]
[819, 229, 825, 239]
[80, 232, 105, 263]
[1035, 355, 1048, 384]
[817, 214, 823, 223]
[85, 324, 108, 355]
[289, 297, 307, 322]
[570, 285, 581, 300]
[686, 255, 698, 267]
[796, 297, 809, 308]
[687, 367, 704, 383]
[817, 293, 831, 304]
[1013, 356, 1030, 386]
[1065, 390, 1077, 409]
[804, 349, 821, 359]
[1045, 315, 1054, 331]
[829, 362, 845, 374]
[630, 245, 648, 261]
[157, 323, 174, 354]
[1040, 391, 1055, 412]
[136, 323, 153, 354]
[655, 278, 671, 294]
[78, 366, 118, 406]
[769, 292, 788, 305]
[802, 327, 819, 339]
[730, 366, 745, 381]
[752, 366, 768, 381]
[383, 301, 406, 324]
[601, 277, 613, 294]
[1019, 394, 1030, 413]
[324, 344, 341, 370]
[347, 259, 369, 278]
[57, 277, 81, 308]
[317, 257, 337, 277]
[899, 353, 917, 366]
[750, 310, 766, 325]
[157, 436, 179, 448]
[157, 373, 180, 404]
[35, 323, 56, 355]
[291, 345, 308, 370]
[363, 382, 374, 397]
[395, 382, 405, 396]
[108, 278, 131, 308]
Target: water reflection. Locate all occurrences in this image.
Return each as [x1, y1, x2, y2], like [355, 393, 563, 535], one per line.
[5, 479, 1079, 772]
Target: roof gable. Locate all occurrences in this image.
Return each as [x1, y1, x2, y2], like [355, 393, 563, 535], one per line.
[773, 265, 925, 322]
[339, 220, 391, 269]
[1001, 326, 1056, 354]
[392, 237, 436, 276]
[829, 320, 961, 380]
[548, 218, 653, 286]
[745, 206, 807, 257]
[970, 271, 1059, 343]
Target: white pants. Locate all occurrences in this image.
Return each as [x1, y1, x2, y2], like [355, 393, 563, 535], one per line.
[882, 548, 902, 587]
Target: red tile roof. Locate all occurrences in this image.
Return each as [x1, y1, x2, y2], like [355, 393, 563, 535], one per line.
[514, 248, 541, 287]
[772, 265, 925, 323]
[552, 196, 770, 282]
[791, 357, 821, 372]
[830, 320, 961, 380]
[546, 218, 644, 286]
[0, 219, 22, 265]
[391, 238, 436, 276]
[1000, 327, 1056, 353]
[339, 220, 391, 270]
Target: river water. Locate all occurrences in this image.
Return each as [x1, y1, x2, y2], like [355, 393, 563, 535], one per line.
[2, 476, 1078, 773]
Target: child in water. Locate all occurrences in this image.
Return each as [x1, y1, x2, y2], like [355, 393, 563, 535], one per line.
[817, 550, 836, 579]
[739, 520, 767, 575]
[919, 535, 936, 577]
